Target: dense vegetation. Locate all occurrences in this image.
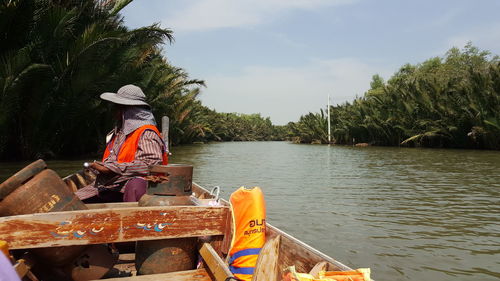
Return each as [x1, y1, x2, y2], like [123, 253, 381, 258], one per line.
[2, 1, 497, 161]
[0, 0, 284, 160]
[290, 44, 500, 150]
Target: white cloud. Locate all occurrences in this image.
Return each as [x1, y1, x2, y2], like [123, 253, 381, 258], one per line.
[165, 0, 358, 31]
[199, 58, 392, 124]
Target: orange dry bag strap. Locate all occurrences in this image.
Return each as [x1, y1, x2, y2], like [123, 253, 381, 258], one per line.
[228, 248, 262, 275]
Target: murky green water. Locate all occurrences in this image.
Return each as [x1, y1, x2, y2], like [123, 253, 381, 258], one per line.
[1, 142, 499, 280]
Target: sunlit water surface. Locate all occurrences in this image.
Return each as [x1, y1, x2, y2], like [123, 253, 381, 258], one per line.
[1, 142, 499, 280]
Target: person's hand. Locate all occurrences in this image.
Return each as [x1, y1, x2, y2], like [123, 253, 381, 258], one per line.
[90, 162, 114, 174]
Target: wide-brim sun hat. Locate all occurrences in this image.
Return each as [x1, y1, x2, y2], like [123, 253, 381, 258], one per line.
[100, 84, 150, 107]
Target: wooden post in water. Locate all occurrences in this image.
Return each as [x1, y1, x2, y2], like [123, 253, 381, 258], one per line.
[162, 116, 170, 154]
[327, 94, 331, 144]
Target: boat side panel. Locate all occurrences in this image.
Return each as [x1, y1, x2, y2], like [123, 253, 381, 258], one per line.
[0, 205, 228, 250]
[267, 225, 352, 273]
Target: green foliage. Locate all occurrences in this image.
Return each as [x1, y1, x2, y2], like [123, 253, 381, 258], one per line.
[184, 108, 287, 143]
[290, 43, 500, 149]
[0, 0, 182, 159]
[0, 0, 285, 160]
[288, 110, 328, 144]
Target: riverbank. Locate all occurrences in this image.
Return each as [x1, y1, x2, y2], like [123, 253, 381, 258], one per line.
[288, 45, 500, 150]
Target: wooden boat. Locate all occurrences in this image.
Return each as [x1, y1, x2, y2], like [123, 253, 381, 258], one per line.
[0, 162, 357, 281]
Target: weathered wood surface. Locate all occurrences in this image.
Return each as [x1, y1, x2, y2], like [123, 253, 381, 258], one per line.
[112, 253, 137, 276]
[14, 259, 30, 278]
[13, 258, 39, 281]
[309, 261, 329, 277]
[104, 268, 212, 281]
[207, 204, 232, 258]
[86, 202, 138, 209]
[0, 205, 229, 250]
[62, 169, 96, 191]
[267, 225, 352, 273]
[13, 252, 37, 280]
[199, 243, 234, 281]
[252, 235, 281, 281]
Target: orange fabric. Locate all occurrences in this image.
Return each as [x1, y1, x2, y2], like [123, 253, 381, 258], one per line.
[321, 272, 365, 281]
[319, 269, 371, 281]
[102, 125, 168, 164]
[0, 240, 9, 257]
[281, 267, 371, 281]
[229, 186, 266, 281]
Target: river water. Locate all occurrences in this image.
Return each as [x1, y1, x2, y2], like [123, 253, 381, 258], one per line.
[1, 141, 499, 281]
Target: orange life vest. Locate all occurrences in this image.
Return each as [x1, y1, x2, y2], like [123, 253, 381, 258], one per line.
[102, 124, 168, 164]
[229, 186, 266, 281]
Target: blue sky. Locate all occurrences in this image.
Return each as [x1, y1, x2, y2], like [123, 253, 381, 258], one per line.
[121, 0, 500, 124]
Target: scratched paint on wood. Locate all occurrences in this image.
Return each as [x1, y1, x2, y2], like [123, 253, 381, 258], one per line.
[0, 205, 228, 250]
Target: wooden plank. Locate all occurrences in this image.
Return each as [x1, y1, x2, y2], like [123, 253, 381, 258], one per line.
[86, 202, 138, 209]
[252, 235, 280, 281]
[104, 268, 212, 281]
[0, 205, 228, 250]
[208, 235, 222, 256]
[267, 225, 352, 274]
[199, 243, 233, 281]
[209, 206, 232, 257]
[14, 259, 30, 278]
[220, 206, 233, 255]
[13, 256, 39, 281]
[111, 253, 137, 277]
[62, 170, 95, 190]
[64, 177, 78, 192]
[309, 261, 328, 278]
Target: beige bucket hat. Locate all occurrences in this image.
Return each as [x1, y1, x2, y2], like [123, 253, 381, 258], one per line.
[100, 84, 150, 107]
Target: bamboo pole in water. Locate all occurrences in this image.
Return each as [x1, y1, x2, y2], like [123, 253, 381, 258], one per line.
[162, 116, 170, 154]
[327, 94, 331, 144]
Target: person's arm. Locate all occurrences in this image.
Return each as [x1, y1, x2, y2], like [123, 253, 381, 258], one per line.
[100, 130, 164, 177]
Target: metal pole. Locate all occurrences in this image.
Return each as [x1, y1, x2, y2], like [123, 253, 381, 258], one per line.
[327, 94, 331, 144]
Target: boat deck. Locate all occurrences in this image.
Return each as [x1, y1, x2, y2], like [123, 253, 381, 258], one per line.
[104, 268, 211, 281]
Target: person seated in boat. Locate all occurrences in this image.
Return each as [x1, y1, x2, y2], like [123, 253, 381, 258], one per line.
[75, 85, 168, 203]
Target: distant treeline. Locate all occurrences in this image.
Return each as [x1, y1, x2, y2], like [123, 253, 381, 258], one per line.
[289, 44, 500, 150]
[187, 108, 287, 143]
[0, 0, 285, 160]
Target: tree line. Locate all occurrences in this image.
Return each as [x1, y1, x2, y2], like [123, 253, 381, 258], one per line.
[289, 44, 500, 150]
[0, 0, 285, 160]
[3, 1, 497, 161]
